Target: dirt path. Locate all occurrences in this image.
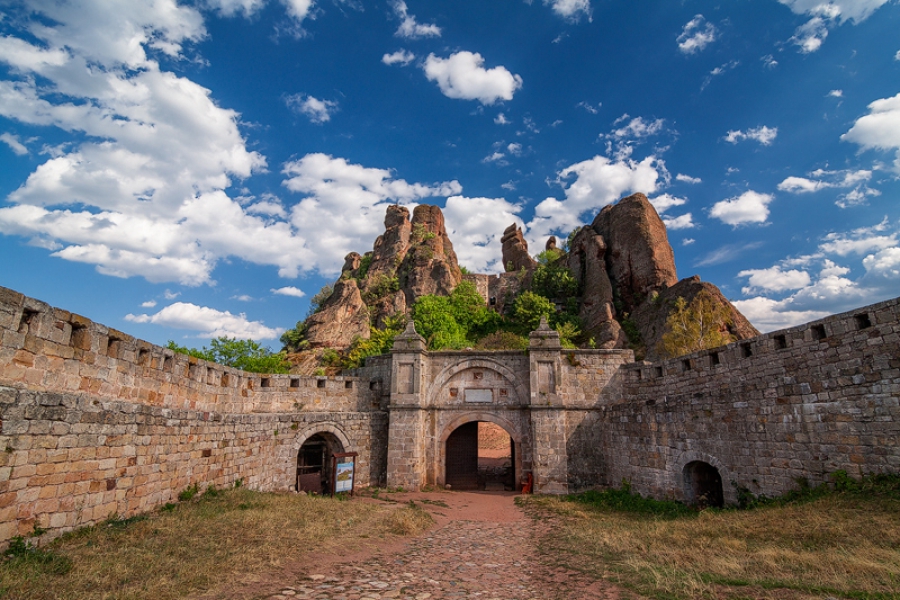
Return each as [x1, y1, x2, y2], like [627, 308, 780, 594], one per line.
[233, 491, 625, 600]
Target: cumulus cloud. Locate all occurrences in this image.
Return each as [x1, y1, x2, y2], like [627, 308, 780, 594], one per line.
[423, 52, 523, 105]
[738, 266, 812, 294]
[443, 195, 524, 272]
[282, 153, 461, 275]
[205, 0, 266, 17]
[724, 126, 778, 145]
[608, 115, 666, 140]
[494, 113, 510, 125]
[544, 0, 592, 21]
[392, 0, 441, 38]
[125, 302, 283, 339]
[382, 50, 416, 66]
[733, 217, 900, 332]
[677, 15, 717, 54]
[525, 154, 662, 247]
[271, 286, 306, 298]
[281, 0, 315, 24]
[141, 300, 157, 308]
[779, 0, 893, 52]
[662, 214, 694, 230]
[709, 191, 774, 226]
[285, 94, 338, 124]
[676, 173, 701, 184]
[777, 168, 879, 207]
[842, 92, 900, 173]
[0, 132, 28, 155]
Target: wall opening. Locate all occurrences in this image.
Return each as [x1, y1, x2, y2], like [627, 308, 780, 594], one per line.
[296, 433, 345, 495]
[855, 313, 872, 330]
[445, 421, 515, 491]
[682, 461, 724, 508]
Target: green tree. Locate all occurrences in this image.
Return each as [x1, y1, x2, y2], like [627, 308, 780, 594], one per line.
[411, 295, 467, 350]
[659, 291, 735, 358]
[306, 284, 334, 317]
[511, 291, 556, 333]
[280, 320, 309, 352]
[167, 337, 291, 374]
[343, 316, 406, 368]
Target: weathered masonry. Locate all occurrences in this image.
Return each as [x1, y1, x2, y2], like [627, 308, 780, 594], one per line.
[1, 284, 899, 543]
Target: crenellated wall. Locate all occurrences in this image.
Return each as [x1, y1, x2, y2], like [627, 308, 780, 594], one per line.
[1, 283, 898, 544]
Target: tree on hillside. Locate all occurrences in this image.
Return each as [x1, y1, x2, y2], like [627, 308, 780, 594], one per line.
[166, 337, 291, 374]
[658, 291, 735, 358]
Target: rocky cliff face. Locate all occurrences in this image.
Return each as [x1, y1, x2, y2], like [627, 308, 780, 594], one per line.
[305, 204, 462, 348]
[301, 195, 757, 357]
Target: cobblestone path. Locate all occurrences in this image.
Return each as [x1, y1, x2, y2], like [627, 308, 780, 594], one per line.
[260, 492, 623, 600]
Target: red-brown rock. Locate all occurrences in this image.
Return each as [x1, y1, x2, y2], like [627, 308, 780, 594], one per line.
[501, 224, 537, 272]
[305, 279, 370, 348]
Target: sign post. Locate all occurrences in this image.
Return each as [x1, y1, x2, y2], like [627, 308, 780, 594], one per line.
[331, 452, 358, 496]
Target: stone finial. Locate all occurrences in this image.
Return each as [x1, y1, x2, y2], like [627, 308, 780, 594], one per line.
[392, 319, 427, 352]
[529, 315, 561, 349]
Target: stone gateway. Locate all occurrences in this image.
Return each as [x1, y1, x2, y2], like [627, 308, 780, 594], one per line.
[0, 284, 898, 543]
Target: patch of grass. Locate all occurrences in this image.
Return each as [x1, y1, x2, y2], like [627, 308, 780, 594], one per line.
[523, 474, 900, 600]
[177, 482, 199, 502]
[0, 487, 432, 600]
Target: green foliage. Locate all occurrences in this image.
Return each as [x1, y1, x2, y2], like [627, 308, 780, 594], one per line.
[343, 315, 406, 368]
[411, 281, 500, 350]
[178, 483, 200, 502]
[167, 337, 291, 374]
[555, 322, 581, 349]
[320, 348, 342, 368]
[536, 247, 565, 266]
[361, 274, 399, 304]
[511, 291, 555, 333]
[564, 226, 582, 252]
[355, 253, 372, 280]
[566, 483, 694, 519]
[2, 530, 72, 576]
[474, 331, 529, 350]
[410, 222, 436, 243]
[532, 261, 579, 300]
[459, 265, 471, 275]
[279, 320, 309, 352]
[659, 291, 735, 358]
[735, 471, 900, 510]
[307, 284, 334, 317]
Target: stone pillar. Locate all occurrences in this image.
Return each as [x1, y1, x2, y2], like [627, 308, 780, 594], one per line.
[528, 317, 569, 494]
[386, 321, 429, 490]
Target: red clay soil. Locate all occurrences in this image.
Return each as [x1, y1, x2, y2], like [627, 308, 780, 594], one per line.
[201, 490, 632, 600]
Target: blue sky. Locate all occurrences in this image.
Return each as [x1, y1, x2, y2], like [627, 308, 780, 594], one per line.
[1, 0, 899, 347]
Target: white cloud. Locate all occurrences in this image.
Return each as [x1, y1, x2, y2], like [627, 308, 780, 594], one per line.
[544, 0, 592, 21]
[842, 92, 900, 172]
[392, 0, 441, 38]
[662, 214, 694, 230]
[819, 221, 896, 256]
[896, 50, 900, 61]
[649, 193, 686, 213]
[483, 152, 506, 164]
[724, 126, 778, 145]
[676, 173, 701, 184]
[272, 286, 306, 298]
[125, 302, 283, 339]
[863, 247, 900, 277]
[738, 266, 812, 294]
[682, 238, 695, 246]
[762, 54, 778, 69]
[507, 143, 522, 155]
[494, 113, 510, 125]
[232, 294, 254, 301]
[423, 52, 523, 105]
[609, 115, 665, 140]
[695, 242, 765, 267]
[141, 300, 157, 308]
[780, 1, 893, 52]
[382, 50, 416, 66]
[576, 101, 600, 114]
[443, 196, 524, 273]
[282, 153, 462, 275]
[0, 132, 28, 155]
[205, 0, 266, 17]
[702, 60, 739, 90]
[286, 94, 338, 124]
[281, 0, 315, 24]
[709, 191, 774, 226]
[777, 168, 878, 207]
[731, 297, 830, 332]
[677, 15, 717, 54]
[828, 89, 843, 98]
[524, 154, 662, 246]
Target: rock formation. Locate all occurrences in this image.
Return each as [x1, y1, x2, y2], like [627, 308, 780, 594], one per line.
[501, 224, 537, 272]
[305, 279, 370, 348]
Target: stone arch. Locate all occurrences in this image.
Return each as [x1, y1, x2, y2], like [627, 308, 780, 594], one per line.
[290, 422, 352, 493]
[437, 412, 523, 489]
[673, 450, 735, 506]
[425, 357, 528, 407]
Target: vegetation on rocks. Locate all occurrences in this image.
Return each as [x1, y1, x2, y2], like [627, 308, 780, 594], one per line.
[658, 289, 736, 358]
[167, 337, 291, 374]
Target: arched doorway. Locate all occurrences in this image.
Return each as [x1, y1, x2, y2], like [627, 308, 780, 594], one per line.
[682, 461, 724, 508]
[296, 432, 345, 494]
[445, 421, 515, 491]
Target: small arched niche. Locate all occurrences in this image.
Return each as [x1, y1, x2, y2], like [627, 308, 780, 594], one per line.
[682, 461, 724, 508]
[296, 432, 345, 494]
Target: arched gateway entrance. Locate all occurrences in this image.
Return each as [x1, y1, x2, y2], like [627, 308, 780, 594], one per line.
[296, 432, 345, 494]
[445, 421, 515, 490]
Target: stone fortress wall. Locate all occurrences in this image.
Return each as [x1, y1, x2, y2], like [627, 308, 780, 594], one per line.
[1, 283, 898, 544]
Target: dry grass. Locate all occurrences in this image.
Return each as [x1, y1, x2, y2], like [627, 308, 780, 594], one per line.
[524, 491, 900, 599]
[0, 487, 433, 600]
